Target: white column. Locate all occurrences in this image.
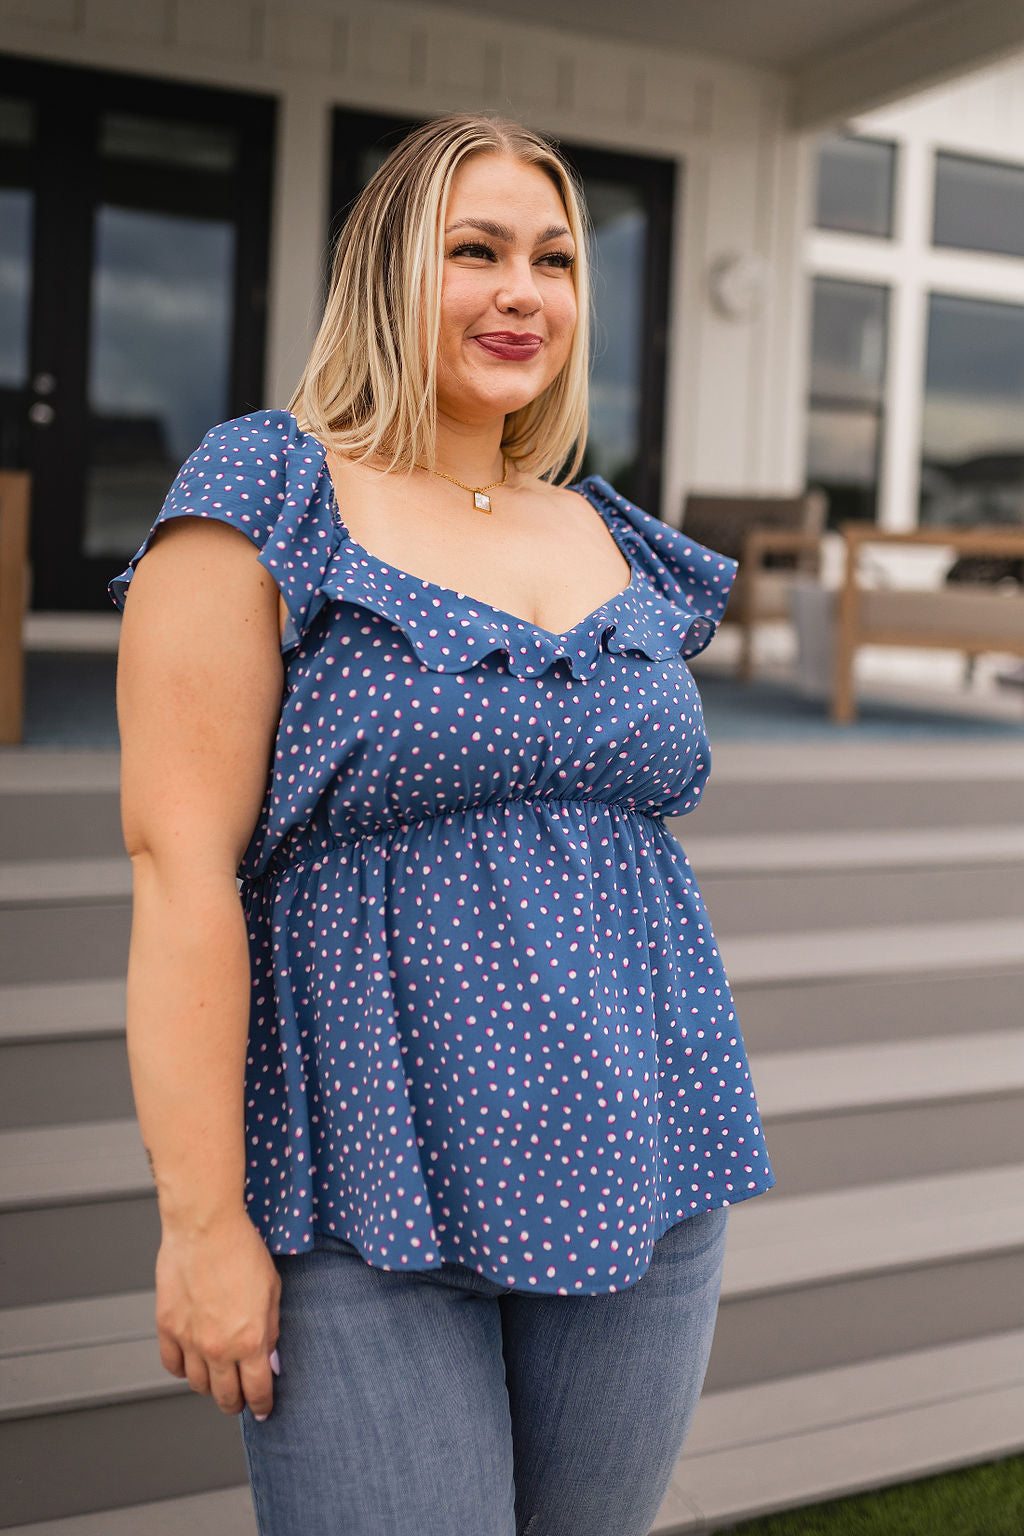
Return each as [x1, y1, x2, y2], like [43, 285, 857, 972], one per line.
[264, 85, 334, 409]
[877, 133, 933, 530]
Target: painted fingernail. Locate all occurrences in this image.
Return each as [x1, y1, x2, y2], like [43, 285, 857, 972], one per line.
[269, 1349, 281, 1375]
[254, 1412, 269, 1422]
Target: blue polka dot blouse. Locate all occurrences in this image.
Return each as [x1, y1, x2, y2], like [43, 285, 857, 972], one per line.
[109, 409, 775, 1295]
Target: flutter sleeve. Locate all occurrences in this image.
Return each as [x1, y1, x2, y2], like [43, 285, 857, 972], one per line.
[107, 410, 339, 655]
[577, 474, 738, 660]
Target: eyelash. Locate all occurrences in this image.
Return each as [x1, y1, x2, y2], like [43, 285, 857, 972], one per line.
[449, 241, 575, 269]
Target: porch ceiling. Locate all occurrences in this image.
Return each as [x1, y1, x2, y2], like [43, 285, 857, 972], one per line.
[421, 0, 1024, 128]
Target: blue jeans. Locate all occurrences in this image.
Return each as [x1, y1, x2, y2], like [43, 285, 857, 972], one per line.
[240, 1206, 729, 1536]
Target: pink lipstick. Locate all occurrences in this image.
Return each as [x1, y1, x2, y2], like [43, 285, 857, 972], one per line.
[473, 332, 543, 361]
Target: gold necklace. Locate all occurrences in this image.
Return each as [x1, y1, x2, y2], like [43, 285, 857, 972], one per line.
[414, 457, 509, 513]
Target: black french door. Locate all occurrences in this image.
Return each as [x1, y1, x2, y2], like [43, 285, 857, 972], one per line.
[0, 55, 275, 610]
[329, 110, 675, 514]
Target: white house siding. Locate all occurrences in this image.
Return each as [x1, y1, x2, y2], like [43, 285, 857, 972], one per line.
[0, 0, 814, 523]
[810, 49, 1024, 530]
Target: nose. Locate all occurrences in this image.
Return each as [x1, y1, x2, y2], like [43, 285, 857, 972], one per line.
[495, 256, 542, 317]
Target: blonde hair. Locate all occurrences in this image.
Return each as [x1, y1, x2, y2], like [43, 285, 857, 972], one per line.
[286, 112, 592, 484]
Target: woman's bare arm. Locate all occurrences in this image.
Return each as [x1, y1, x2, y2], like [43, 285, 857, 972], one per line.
[116, 514, 286, 1418]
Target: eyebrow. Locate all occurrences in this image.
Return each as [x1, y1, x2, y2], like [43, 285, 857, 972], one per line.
[445, 218, 572, 244]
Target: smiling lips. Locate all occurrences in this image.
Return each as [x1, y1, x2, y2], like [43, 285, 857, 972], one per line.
[473, 332, 543, 361]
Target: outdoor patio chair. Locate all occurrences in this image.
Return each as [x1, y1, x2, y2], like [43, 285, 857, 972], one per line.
[680, 488, 828, 680]
[832, 522, 1024, 723]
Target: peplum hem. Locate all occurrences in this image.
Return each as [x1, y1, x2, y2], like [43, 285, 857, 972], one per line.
[239, 797, 775, 1294]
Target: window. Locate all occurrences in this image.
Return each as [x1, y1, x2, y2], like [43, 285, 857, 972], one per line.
[99, 111, 238, 174]
[0, 52, 275, 609]
[933, 150, 1024, 259]
[0, 93, 33, 146]
[920, 292, 1024, 526]
[814, 133, 896, 239]
[806, 276, 889, 526]
[0, 189, 32, 388]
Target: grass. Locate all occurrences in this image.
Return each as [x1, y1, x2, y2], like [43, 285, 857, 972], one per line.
[717, 1453, 1024, 1536]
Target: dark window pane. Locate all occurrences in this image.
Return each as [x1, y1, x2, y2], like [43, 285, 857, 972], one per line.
[806, 406, 881, 525]
[99, 111, 237, 173]
[933, 151, 1024, 259]
[0, 94, 34, 146]
[83, 204, 235, 558]
[581, 179, 645, 487]
[807, 405, 880, 487]
[807, 276, 888, 526]
[809, 277, 888, 406]
[920, 292, 1024, 526]
[815, 133, 895, 238]
[0, 188, 33, 388]
[360, 146, 390, 182]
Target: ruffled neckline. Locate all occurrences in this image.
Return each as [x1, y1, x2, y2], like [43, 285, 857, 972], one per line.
[280, 426, 722, 680]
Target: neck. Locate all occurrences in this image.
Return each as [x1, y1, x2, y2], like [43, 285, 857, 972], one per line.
[428, 411, 507, 485]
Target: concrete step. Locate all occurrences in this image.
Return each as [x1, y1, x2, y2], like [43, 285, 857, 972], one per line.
[653, 1327, 1024, 1533]
[753, 1028, 1024, 1194]
[0, 858, 132, 906]
[682, 823, 1024, 874]
[687, 739, 1024, 839]
[706, 1162, 1024, 1391]
[721, 914, 1024, 987]
[0, 1119, 150, 1209]
[0, 959, 128, 1135]
[0, 980, 132, 1129]
[0, 1040, 133, 1131]
[703, 737, 1024, 789]
[0, 898, 130, 986]
[0, 799, 124, 866]
[0, 979, 126, 1045]
[0, 1288, 156, 1359]
[0, 1034, 133, 1130]
[0, 1120, 156, 1307]
[1, 1488, 256, 1536]
[698, 859, 1024, 935]
[0, 1290, 246, 1526]
[732, 963, 1024, 1050]
[688, 771, 1024, 839]
[682, 822, 1024, 936]
[0, 750, 122, 863]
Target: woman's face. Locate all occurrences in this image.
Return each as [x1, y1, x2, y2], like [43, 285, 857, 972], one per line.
[435, 152, 578, 428]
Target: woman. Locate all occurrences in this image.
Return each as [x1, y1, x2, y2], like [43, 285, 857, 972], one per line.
[110, 112, 775, 1536]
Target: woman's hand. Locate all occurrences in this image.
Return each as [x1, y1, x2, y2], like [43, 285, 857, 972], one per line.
[155, 1210, 282, 1420]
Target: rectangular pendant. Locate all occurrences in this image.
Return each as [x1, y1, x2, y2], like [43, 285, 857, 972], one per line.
[474, 491, 492, 512]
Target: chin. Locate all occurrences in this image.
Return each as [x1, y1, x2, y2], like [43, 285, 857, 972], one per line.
[471, 375, 558, 418]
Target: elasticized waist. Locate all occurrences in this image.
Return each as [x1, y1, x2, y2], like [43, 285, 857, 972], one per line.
[240, 793, 666, 886]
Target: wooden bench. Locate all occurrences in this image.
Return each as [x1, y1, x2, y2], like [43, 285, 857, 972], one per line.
[832, 523, 1024, 724]
[0, 471, 31, 745]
